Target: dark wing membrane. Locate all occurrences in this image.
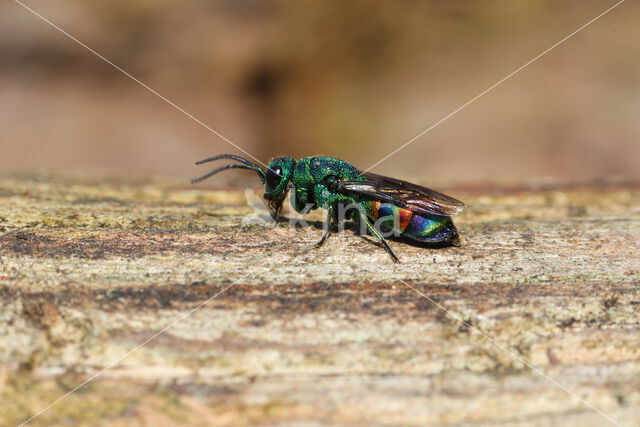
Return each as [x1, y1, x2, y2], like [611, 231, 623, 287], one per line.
[333, 171, 465, 216]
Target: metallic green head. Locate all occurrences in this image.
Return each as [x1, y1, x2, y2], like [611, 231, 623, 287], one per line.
[192, 154, 296, 218]
[263, 157, 296, 218]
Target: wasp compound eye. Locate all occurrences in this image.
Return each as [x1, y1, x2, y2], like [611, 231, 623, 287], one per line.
[266, 166, 282, 188]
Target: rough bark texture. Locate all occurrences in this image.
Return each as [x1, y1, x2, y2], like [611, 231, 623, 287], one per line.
[0, 176, 639, 426]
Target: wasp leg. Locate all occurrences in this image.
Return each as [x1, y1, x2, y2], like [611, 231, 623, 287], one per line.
[315, 205, 335, 248]
[359, 213, 400, 263]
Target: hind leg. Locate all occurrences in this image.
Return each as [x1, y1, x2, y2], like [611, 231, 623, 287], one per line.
[359, 212, 400, 263]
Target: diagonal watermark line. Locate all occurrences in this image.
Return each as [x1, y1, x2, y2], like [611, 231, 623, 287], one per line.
[19, 233, 292, 425]
[13, 0, 268, 170]
[12, 0, 626, 424]
[399, 279, 622, 427]
[19, 280, 239, 426]
[361, 0, 627, 175]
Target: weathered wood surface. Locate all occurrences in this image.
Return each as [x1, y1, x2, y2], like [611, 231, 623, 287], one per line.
[0, 176, 639, 426]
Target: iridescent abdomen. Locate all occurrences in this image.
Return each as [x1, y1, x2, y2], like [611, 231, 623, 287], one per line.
[366, 201, 459, 245]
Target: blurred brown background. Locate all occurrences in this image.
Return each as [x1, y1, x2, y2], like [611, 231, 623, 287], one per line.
[1, 0, 638, 181]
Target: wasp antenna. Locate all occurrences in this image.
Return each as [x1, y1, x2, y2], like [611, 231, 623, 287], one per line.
[194, 154, 262, 170]
[191, 164, 260, 184]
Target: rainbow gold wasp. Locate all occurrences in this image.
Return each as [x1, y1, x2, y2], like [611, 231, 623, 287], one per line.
[192, 154, 464, 263]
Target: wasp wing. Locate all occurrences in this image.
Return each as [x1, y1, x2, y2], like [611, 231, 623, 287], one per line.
[332, 171, 465, 217]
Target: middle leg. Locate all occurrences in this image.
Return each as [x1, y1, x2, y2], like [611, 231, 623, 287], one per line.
[315, 205, 336, 248]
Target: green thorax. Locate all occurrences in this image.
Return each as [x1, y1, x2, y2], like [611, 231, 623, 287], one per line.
[290, 156, 364, 211]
